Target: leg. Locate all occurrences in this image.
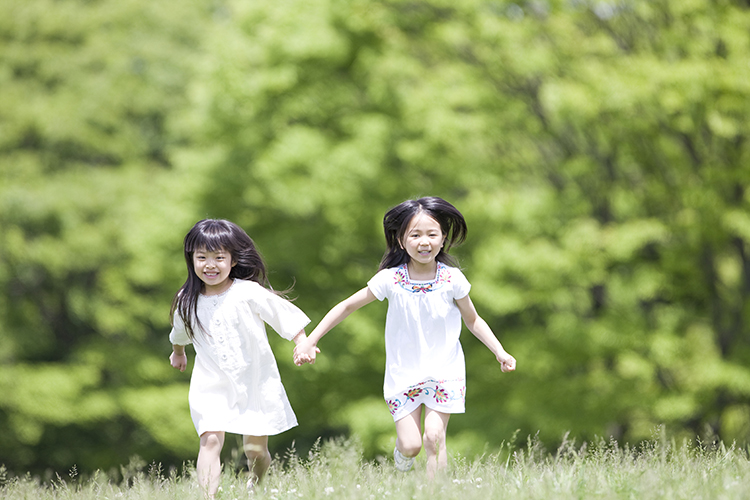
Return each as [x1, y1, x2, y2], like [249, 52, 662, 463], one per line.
[197, 431, 225, 499]
[243, 435, 271, 486]
[392, 405, 423, 471]
[394, 405, 424, 458]
[423, 408, 450, 479]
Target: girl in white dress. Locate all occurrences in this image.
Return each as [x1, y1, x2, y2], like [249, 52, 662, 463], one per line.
[169, 219, 311, 497]
[294, 197, 516, 478]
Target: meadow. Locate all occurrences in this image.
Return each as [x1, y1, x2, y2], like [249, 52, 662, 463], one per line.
[2, 433, 749, 500]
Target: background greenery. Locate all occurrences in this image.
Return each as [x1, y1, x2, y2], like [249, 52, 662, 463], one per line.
[2, 0, 749, 476]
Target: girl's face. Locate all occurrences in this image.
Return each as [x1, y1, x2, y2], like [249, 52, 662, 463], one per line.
[400, 213, 445, 269]
[192, 247, 236, 295]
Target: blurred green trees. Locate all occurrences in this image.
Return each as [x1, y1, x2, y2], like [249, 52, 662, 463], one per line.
[0, 0, 208, 472]
[1, 0, 750, 475]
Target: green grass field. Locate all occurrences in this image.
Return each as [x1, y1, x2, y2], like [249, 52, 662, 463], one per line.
[2, 433, 749, 499]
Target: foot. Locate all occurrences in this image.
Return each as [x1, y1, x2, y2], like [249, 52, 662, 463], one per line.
[246, 477, 257, 494]
[393, 447, 415, 472]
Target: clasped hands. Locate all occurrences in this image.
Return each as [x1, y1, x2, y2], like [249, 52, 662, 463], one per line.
[293, 338, 319, 366]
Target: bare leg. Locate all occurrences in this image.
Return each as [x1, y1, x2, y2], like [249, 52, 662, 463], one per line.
[243, 435, 271, 486]
[394, 405, 424, 458]
[197, 431, 225, 499]
[423, 408, 450, 479]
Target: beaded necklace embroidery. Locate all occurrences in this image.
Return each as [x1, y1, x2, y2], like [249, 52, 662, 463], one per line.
[394, 262, 452, 293]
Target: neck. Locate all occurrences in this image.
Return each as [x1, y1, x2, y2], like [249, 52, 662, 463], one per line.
[203, 278, 233, 296]
[407, 260, 438, 280]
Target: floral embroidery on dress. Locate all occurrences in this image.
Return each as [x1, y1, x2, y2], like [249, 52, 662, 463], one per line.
[394, 262, 452, 294]
[386, 378, 465, 415]
[434, 386, 449, 403]
[387, 399, 399, 414]
[404, 387, 423, 402]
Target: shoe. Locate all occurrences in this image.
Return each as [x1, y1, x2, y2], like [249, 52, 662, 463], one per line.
[246, 477, 257, 493]
[393, 447, 415, 472]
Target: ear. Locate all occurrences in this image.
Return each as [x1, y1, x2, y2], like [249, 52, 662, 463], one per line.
[232, 259, 238, 267]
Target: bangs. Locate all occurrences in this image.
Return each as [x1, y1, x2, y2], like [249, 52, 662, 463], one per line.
[185, 223, 234, 254]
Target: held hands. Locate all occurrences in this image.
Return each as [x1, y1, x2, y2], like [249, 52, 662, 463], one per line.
[293, 338, 319, 366]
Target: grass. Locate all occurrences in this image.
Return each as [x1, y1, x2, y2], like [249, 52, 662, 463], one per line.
[2, 432, 750, 499]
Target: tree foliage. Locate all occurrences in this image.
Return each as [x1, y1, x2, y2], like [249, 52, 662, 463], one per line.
[0, 0, 210, 473]
[1, 0, 750, 474]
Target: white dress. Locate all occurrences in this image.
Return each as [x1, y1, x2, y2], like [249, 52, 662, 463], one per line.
[169, 279, 310, 437]
[367, 262, 471, 416]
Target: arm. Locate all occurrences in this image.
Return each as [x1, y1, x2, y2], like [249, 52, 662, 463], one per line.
[455, 294, 516, 372]
[292, 329, 307, 345]
[293, 287, 377, 366]
[170, 344, 187, 372]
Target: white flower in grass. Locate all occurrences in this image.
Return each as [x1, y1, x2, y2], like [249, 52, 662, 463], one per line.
[325, 486, 335, 495]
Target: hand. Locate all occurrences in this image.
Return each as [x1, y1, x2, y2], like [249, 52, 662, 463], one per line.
[293, 338, 320, 366]
[170, 351, 187, 372]
[497, 352, 516, 372]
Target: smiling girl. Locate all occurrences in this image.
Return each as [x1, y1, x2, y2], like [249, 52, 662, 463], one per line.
[294, 197, 516, 479]
[169, 219, 312, 497]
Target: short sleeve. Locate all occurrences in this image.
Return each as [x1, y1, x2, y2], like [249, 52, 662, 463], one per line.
[367, 268, 392, 302]
[451, 268, 471, 300]
[249, 283, 311, 340]
[169, 311, 192, 346]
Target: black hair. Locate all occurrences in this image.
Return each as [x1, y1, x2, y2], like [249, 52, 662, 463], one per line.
[170, 219, 271, 340]
[378, 197, 468, 271]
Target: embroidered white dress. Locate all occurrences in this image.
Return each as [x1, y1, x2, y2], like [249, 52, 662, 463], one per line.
[367, 262, 471, 418]
[169, 279, 310, 437]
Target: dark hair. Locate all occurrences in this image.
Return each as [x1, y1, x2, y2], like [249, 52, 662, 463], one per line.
[379, 197, 467, 271]
[170, 219, 271, 340]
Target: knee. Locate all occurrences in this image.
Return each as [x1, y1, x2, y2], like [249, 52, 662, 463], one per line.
[200, 432, 224, 452]
[398, 437, 423, 458]
[243, 442, 269, 463]
[423, 426, 446, 450]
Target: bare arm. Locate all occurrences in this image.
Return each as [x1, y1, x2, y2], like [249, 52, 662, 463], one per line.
[455, 294, 516, 372]
[294, 287, 376, 366]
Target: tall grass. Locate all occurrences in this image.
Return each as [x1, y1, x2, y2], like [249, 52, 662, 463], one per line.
[2, 432, 749, 499]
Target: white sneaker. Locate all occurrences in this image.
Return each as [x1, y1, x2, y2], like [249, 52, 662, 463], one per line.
[393, 447, 415, 472]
